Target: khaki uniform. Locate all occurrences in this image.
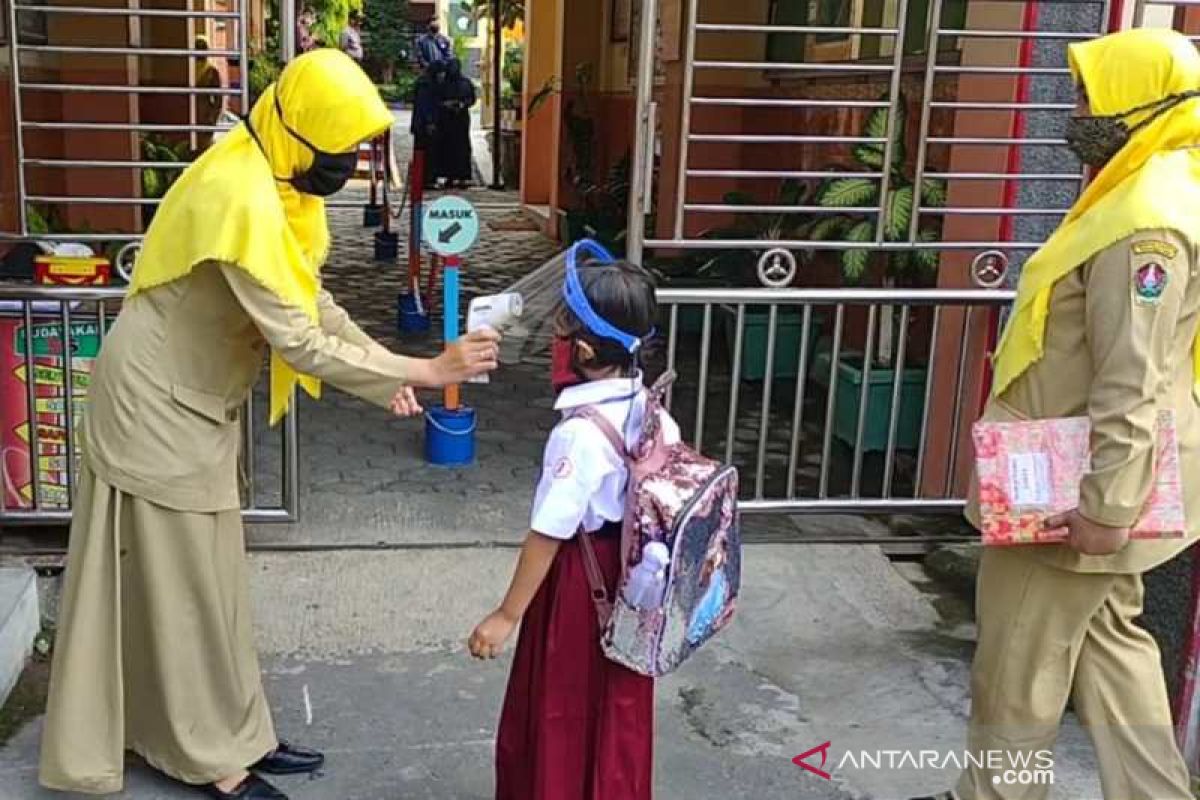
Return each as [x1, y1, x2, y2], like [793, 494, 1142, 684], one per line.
[958, 229, 1200, 800]
[40, 262, 411, 793]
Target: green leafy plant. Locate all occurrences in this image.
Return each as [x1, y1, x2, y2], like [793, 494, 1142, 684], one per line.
[464, 0, 524, 30]
[248, 50, 283, 105]
[501, 41, 523, 111]
[526, 75, 560, 118]
[680, 180, 816, 287]
[559, 64, 632, 253]
[311, 0, 361, 48]
[25, 204, 51, 236]
[452, 32, 470, 62]
[363, 0, 410, 82]
[564, 154, 631, 253]
[140, 136, 191, 201]
[810, 93, 946, 284]
[378, 67, 418, 104]
[809, 93, 947, 366]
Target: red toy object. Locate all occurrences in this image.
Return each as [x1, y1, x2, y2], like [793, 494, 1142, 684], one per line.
[34, 255, 111, 286]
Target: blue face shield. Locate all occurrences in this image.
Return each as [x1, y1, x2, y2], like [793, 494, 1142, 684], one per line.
[562, 239, 650, 354]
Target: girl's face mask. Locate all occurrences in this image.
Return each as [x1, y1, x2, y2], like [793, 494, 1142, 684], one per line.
[551, 336, 582, 395]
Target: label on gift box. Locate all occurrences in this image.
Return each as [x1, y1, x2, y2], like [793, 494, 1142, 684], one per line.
[973, 410, 1185, 545]
[1007, 452, 1051, 507]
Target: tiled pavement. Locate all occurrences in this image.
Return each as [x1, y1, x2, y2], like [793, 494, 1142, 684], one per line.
[0, 127, 952, 548]
[244, 171, 563, 546]
[239, 121, 957, 547]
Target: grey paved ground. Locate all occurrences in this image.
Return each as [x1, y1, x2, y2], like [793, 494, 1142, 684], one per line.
[0, 546, 1104, 799]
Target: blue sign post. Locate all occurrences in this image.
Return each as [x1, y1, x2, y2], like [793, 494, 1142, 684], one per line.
[421, 196, 480, 467]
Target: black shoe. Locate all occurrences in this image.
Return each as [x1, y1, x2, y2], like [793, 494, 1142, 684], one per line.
[252, 740, 325, 775]
[203, 774, 288, 799]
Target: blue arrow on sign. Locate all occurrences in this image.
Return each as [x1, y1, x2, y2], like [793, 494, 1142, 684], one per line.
[423, 195, 480, 256]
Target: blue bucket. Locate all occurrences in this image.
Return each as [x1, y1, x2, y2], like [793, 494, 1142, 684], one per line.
[397, 292, 431, 334]
[425, 405, 477, 466]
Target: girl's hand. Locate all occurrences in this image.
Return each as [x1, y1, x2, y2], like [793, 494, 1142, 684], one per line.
[468, 609, 518, 660]
[389, 386, 423, 418]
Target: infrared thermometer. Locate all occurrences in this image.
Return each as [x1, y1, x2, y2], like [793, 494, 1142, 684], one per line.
[465, 292, 524, 384]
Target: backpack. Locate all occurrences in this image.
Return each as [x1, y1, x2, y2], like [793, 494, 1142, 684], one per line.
[576, 372, 741, 678]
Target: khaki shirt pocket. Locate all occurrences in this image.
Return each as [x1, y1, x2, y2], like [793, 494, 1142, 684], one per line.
[171, 383, 236, 425]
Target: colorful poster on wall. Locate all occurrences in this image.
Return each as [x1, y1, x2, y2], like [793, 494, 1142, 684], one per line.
[0, 315, 110, 510]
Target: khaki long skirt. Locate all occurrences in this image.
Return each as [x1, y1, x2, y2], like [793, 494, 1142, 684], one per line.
[39, 464, 277, 795]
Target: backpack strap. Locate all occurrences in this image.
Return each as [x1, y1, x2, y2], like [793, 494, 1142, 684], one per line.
[577, 530, 614, 628]
[636, 371, 676, 454]
[649, 370, 677, 407]
[572, 406, 630, 629]
[574, 406, 630, 463]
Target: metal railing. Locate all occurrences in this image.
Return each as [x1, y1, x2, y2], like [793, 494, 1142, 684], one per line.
[4, 0, 249, 240]
[0, 287, 298, 525]
[657, 287, 1014, 517]
[630, 0, 1111, 263]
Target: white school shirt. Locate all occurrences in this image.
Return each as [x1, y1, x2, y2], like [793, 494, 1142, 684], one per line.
[530, 374, 682, 540]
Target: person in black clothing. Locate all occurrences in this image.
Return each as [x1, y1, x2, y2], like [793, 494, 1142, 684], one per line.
[410, 61, 441, 187]
[431, 58, 476, 189]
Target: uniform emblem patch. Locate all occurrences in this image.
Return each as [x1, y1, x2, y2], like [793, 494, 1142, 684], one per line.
[552, 457, 574, 479]
[1132, 240, 1179, 260]
[1134, 262, 1169, 304]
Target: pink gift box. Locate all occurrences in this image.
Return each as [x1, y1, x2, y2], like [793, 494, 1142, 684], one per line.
[972, 410, 1186, 545]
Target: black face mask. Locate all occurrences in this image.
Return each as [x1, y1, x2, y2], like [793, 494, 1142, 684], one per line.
[245, 97, 358, 197]
[1065, 90, 1200, 169]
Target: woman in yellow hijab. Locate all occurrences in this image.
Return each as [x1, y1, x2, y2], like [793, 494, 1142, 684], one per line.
[919, 28, 1200, 800]
[38, 50, 499, 800]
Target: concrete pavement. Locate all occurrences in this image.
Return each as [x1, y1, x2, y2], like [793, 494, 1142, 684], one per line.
[0, 546, 1104, 799]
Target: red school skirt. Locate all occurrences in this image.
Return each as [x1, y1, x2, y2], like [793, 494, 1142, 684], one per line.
[495, 524, 654, 800]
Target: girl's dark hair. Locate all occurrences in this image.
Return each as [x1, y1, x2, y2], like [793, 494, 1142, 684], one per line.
[558, 259, 658, 373]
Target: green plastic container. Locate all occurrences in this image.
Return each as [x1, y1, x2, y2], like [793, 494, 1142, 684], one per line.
[813, 351, 927, 452]
[676, 305, 709, 335]
[722, 307, 828, 382]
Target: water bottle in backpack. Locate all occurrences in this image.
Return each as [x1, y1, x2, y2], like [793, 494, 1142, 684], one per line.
[622, 542, 670, 610]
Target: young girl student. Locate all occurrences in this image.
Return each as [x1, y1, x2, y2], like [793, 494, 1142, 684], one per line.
[468, 255, 680, 800]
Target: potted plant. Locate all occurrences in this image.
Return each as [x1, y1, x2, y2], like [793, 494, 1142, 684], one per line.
[808, 94, 945, 452]
[548, 65, 632, 253]
[498, 41, 524, 187]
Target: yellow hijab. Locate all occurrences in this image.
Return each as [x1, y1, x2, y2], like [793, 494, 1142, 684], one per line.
[130, 49, 393, 423]
[991, 28, 1200, 398]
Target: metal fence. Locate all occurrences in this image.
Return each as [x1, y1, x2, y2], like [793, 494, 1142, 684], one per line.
[628, 0, 1109, 264]
[657, 287, 1013, 517]
[3, 0, 251, 244]
[0, 287, 298, 525]
[619, 0, 1111, 527]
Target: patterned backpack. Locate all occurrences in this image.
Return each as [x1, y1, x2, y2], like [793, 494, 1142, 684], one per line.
[577, 371, 741, 678]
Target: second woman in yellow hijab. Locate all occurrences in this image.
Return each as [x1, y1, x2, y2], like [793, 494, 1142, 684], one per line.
[39, 50, 500, 800]
[933, 28, 1200, 800]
